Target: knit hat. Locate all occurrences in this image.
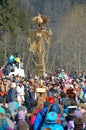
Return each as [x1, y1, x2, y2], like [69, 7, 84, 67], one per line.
[0, 107, 5, 115]
[46, 112, 57, 122]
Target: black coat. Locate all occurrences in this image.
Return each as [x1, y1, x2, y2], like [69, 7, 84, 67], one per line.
[7, 88, 17, 103]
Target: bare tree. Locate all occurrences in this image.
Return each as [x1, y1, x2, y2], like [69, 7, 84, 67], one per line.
[57, 5, 86, 72]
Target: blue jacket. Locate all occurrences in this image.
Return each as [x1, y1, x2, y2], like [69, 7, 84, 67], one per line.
[34, 107, 48, 130]
[41, 112, 63, 130]
[41, 123, 63, 130]
[49, 103, 67, 127]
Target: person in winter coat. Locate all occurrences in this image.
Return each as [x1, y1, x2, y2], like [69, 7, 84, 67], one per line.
[7, 82, 17, 103]
[49, 103, 67, 128]
[78, 103, 86, 129]
[16, 81, 25, 106]
[7, 82, 18, 119]
[34, 101, 50, 130]
[24, 81, 32, 104]
[15, 105, 28, 124]
[30, 104, 42, 127]
[17, 110, 27, 124]
[66, 115, 75, 130]
[0, 107, 13, 130]
[65, 105, 78, 130]
[66, 107, 83, 130]
[41, 111, 63, 130]
[17, 110, 29, 130]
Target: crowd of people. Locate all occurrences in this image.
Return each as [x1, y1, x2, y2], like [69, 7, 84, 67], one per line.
[0, 65, 86, 130]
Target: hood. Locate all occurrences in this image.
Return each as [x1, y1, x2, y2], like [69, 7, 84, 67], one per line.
[49, 103, 61, 114]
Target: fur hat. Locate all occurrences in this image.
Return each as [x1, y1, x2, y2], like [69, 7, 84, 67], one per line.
[66, 88, 74, 94]
[66, 88, 76, 99]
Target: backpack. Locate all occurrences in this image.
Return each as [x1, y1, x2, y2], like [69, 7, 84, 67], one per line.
[56, 113, 67, 128]
[40, 112, 64, 130]
[56, 114, 61, 124]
